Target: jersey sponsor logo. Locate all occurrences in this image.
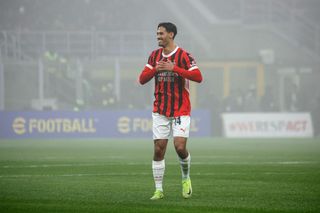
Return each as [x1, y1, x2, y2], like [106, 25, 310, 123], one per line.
[157, 71, 178, 82]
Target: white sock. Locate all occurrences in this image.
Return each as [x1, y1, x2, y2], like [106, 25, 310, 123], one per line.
[152, 160, 165, 192]
[179, 153, 191, 180]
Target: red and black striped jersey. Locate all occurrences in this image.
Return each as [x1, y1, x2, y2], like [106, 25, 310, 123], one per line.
[139, 46, 202, 117]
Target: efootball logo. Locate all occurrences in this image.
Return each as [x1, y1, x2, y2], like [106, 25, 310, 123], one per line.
[12, 117, 26, 135]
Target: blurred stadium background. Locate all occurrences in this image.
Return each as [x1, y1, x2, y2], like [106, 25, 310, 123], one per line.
[1, 0, 320, 138]
[1, 1, 320, 212]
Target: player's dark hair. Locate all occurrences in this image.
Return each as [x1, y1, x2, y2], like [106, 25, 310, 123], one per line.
[158, 22, 177, 39]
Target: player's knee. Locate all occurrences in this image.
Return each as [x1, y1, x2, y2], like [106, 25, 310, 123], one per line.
[154, 149, 165, 161]
[154, 146, 162, 154]
[154, 145, 165, 156]
[175, 146, 186, 156]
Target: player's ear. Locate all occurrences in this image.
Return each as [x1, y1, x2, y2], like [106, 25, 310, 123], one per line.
[169, 32, 174, 39]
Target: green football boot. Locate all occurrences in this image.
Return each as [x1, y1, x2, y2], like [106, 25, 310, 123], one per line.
[182, 178, 192, 198]
[150, 190, 164, 200]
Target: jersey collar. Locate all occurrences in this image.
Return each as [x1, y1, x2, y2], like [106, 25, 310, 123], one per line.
[162, 46, 179, 58]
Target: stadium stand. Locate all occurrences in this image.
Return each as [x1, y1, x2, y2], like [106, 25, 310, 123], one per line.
[0, 0, 319, 136]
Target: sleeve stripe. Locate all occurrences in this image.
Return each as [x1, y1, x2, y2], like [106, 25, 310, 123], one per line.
[188, 66, 198, 71]
[146, 64, 153, 69]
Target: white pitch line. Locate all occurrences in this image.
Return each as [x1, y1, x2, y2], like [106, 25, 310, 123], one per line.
[1, 161, 318, 169]
[0, 173, 150, 178]
[0, 171, 313, 179]
[2, 163, 108, 168]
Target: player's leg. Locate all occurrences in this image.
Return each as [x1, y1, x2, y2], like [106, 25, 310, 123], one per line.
[174, 137, 192, 198]
[150, 113, 171, 200]
[173, 116, 192, 198]
[173, 116, 191, 178]
[152, 139, 168, 192]
[150, 139, 167, 200]
[173, 137, 189, 159]
[153, 139, 168, 161]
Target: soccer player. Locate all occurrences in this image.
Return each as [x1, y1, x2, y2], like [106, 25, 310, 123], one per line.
[139, 22, 202, 200]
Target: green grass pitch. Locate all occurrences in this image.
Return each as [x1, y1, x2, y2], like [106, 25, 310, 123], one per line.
[0, 138, 319, 213]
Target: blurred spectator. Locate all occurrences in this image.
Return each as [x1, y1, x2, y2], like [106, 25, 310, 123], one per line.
[198, 87, 223, 136]
[121, 80, 148, 109]
[81, 71, 93, 109]
[310, 93, 320, 137]
[260, 85, 277, 112]
[285, 82, 299, 112]
[222, 89, 244, 112]
[101, 82, 116, 109]
[243, 84, 259, 112]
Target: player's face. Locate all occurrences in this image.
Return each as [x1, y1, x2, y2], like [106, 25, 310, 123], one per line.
[157, 26, 172, 47]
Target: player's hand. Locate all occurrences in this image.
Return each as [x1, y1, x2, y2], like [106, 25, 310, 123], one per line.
[156, 60, 174, 72]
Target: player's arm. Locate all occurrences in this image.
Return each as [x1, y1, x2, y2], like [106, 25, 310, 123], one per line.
[172, 65, 202, 83]
[139, 64, 157, 85]
[174, 52, 202, 83]
[156, 60, 202, 83]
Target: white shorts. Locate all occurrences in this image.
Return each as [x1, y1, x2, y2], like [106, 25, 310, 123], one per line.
[152, 112, 190, 140]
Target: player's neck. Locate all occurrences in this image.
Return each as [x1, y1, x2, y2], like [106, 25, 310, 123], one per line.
[163, 42, 176, 55]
